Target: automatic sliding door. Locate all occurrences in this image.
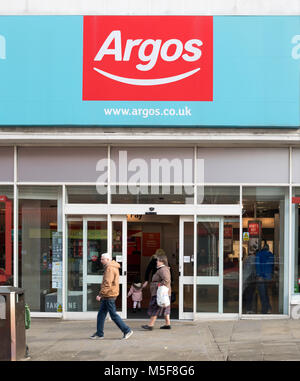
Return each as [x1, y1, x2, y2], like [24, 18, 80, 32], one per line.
[196, 217, 223, 313]
[83, 218, 107, 312]
[111, 216, 127, 319]
[179, 216, 194, 319]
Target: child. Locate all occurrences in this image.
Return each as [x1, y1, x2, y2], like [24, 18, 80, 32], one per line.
[127, 279, 146, 313]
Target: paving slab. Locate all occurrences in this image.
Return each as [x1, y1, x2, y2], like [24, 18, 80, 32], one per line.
[23, 318, 300, 362]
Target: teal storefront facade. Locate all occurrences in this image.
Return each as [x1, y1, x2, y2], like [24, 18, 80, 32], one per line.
[0, 15, 300, 319]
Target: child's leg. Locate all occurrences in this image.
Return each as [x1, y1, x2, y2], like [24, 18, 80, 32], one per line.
[137, 301, 141, 309]
[133, 301, 137, 309]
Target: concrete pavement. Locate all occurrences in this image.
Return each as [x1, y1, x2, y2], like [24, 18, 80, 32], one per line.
[24, 318, 300, 361]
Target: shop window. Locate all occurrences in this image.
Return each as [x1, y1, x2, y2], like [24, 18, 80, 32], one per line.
[242, 187, 288, 315]
[67, 221, 83, 312]
[111, 185, 194, 204]
[197, 186, 240, 204]
[223, 218, 240, 313]
[0, 186, 13, 286]
[66, 185, 107, 203]
[18, 186, 61, 313]
[292, 187, 300, 294]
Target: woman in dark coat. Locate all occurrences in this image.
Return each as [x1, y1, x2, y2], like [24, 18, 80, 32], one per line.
[141, 254, 172, 330]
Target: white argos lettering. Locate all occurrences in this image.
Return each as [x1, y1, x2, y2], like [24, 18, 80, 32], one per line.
[160, 39, 183, 62]
[94, 30, 202, 71]
[94, 30, 122, 61]
[123, 39, 143, 61]
[137, 39, 162, 71]
[183, 39, 203, 61]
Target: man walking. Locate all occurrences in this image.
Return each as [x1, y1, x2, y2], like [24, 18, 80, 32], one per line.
[90, 253, 133, 340]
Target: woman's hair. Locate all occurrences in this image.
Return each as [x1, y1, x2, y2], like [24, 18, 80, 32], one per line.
[156, 254, 168, 266]
[153, 248, 165, 259]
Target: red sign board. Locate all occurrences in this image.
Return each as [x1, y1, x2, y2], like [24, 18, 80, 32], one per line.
[83, 16, 213, 101]
[142, 232, 160, 257]
[292, 197, 300, 204]
[224, 226, 233, 239]
[248, 222, 260, 237]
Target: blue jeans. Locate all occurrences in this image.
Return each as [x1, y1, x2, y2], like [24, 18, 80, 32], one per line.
[96, 298, 131, 337]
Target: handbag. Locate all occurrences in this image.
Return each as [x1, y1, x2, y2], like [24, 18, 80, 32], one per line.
[156, 285, 170, 308]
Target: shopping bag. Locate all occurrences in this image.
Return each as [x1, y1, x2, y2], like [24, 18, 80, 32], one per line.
[157, 285, 170, 308]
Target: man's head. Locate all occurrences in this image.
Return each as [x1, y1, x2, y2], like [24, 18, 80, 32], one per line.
[101, 253, 111, 266]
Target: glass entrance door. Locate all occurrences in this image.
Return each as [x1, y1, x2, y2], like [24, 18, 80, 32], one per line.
[111, 216, 127, 319]
[179, 215, 240, 318]
[196, 217, 224, 314]
[66, 216, 126, 318]
[179, 216, 194, 319]
[82, 217, 107, 313]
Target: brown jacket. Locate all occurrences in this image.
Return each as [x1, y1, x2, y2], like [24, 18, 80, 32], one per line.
[99, 260, 120, 298]
[150, 265, 171, 297]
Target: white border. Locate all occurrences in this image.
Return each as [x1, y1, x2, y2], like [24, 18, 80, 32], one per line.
[1, 0, 300, 15]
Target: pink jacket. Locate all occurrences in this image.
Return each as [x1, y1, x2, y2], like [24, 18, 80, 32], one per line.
[127, 283, 146, 302]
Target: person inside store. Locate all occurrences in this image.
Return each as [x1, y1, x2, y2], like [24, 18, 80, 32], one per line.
[90, 253, 133, 340]
[224, 253, 235, 269]
[141, 254, 172, 331]
[255, 240, 274, 314]
[242, 247, 257, 314]
[127, 277, 146, 313]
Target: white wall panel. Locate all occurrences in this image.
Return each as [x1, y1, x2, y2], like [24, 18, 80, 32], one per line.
[1, 0, 300, 15]
[0, 147, 14, 182]
[198, 148, 289, 183]
[18, 147, 107, 182]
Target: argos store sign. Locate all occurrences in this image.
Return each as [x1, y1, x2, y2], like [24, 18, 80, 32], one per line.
[83, 16, 213, 101]
[0, 16, 299, 126]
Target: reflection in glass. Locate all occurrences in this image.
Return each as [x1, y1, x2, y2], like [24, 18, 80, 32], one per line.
[197, 285, 218, 312]
[67, 221, 83, 312]
[223, 219, 239, 313]
[197, 222, 219, 276]
[184, 285, 193, 312]
[184, 222, 194, 276]
[0, 187, 13, 286]
[197, 186, 240, 205]
[19, 198, 58, 312]
[242, 186, 288, 314]
[112, 221, 123, 275]
[67, 186, 107, 204]
[293, 188, 300, 294]
[87, 221, 107, 276]
[111, 186, 194, 204]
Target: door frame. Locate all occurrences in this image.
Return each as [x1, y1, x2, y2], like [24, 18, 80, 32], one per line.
[63, 204, 242, 320]
[82, 216, 107, 313]
[179, 215, 194, 320]
[64, 215, 127, 319]
[195, 216, 224, 315]
[111, 215, 127, 319]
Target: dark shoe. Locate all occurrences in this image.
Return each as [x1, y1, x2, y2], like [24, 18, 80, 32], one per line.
[90, 332, 104, 340]
[132, 309, 137, 313]
[141, 325, 153, 331]
[138, 308, 141, 312]
[160, 325, 171, 329]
